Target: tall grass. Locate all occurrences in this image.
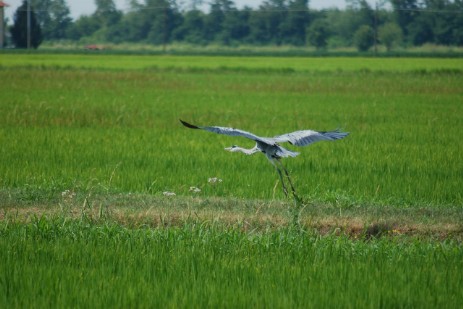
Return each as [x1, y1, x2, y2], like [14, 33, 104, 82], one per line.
[0, 56, 462, 207]
[0, 217, 462, 308]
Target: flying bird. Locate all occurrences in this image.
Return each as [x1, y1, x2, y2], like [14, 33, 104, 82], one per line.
[180, 119, 348, 198]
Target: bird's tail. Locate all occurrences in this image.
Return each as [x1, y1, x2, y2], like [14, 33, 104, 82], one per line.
[277, 146, 299, 158]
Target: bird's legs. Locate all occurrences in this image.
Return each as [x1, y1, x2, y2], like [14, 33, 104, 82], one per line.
[270, 159, 289, 197]
[275, 166, 289, 197]
[270, 158, 299, 199]
[276, 159, 297, 197]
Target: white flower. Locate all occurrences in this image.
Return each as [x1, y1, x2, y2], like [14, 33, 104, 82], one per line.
[61, 190, 76, 199]
[163, 191, 176, 197]
[189, 186, 201, 193]
[208, 177, 223, 184]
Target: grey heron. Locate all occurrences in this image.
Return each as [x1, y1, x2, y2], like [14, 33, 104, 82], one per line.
[180, 119, 349, 198]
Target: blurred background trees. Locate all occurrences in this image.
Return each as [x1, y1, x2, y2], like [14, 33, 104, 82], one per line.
[8, 0, 463, 50]
[10, 0, 43, 48]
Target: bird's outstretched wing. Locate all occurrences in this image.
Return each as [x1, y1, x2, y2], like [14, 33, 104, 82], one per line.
[273, 129, 349, 147]
[180, 120, 275, 144]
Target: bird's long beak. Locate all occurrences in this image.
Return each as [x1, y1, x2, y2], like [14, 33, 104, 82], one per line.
[224, 147, 232, 151]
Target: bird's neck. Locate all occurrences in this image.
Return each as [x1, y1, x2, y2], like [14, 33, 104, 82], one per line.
[234, 147, 254, 154]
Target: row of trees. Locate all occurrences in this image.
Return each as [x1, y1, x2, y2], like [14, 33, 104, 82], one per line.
[8, 0, 463, 50]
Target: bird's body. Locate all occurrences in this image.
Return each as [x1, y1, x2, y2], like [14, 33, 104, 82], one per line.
[227, 141, 298, 160]
[180, 119, 349, 197]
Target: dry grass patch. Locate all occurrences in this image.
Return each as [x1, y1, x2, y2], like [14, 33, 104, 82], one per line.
[2, 193, 462, 241]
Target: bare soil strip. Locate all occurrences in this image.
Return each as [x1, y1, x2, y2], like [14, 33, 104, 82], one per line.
[1, 193, 462, 241]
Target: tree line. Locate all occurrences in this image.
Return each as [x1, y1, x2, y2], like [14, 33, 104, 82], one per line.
[7, 0, 463, 51]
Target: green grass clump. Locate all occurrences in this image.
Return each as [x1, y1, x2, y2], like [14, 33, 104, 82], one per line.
[0, 217, 462, 308]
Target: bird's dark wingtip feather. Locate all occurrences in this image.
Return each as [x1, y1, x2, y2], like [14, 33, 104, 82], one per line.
[179, 119, 200, 129]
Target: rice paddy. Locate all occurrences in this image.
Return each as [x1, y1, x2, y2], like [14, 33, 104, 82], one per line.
[0, 52, 462, 307]
[1, 216, 462, 308]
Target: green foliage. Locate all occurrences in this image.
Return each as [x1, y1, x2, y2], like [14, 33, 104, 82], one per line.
[173, 9, 207, 44]
[306, 18, 329, 50]
[354, 25, 375, 51]
[390, 0, 418, 36]
[280, 0, 310, 46]
[379, 22, 403, 51]
[13, 0, 463, 49]
[390, 0, 463, 46]
[31, 0, 72, 40]
[93, 0, 122, 27]
[10, 0, 43, 48]
[66, 15, 100, 41]
[0, 218, 462, 308]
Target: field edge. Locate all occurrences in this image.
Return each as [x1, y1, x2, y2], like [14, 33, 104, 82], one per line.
[1, 191, 462, 241]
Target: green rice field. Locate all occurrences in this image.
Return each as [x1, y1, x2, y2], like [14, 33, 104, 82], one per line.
[0, 53, 462, 307]
[1, 54, 462, 206]
[1, 217, 462, 308]
[1, 53, 463, 72]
